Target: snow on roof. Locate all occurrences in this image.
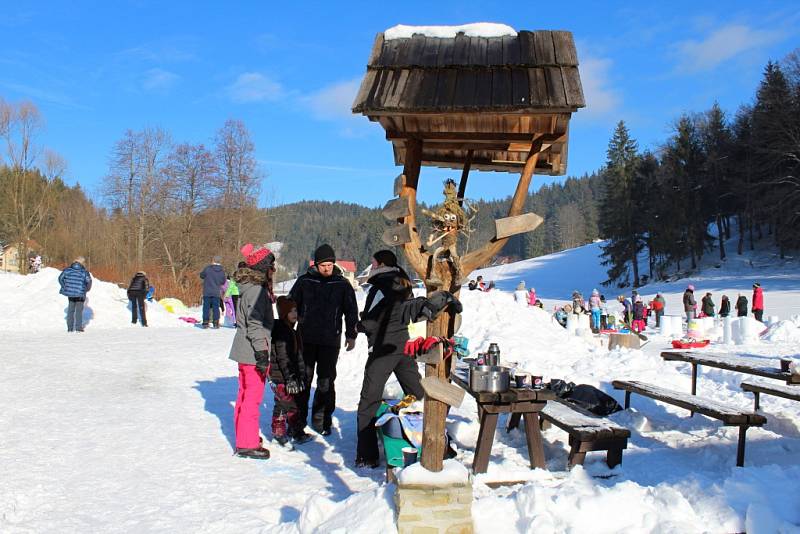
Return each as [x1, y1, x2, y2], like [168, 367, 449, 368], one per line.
[384, 23, 517, 41]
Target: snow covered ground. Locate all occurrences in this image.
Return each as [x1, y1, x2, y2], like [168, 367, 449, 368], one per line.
[2, 239, 799, 532]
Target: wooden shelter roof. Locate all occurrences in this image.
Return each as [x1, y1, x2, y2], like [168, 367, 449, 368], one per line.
[352, 29, 584, 175]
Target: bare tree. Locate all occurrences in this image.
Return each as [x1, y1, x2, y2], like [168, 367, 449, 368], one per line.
[214, 119, 262, 251]
[0, 100, 61, 273]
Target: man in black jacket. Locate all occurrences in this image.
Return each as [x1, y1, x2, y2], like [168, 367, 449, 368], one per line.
[289, 244, 358, 436]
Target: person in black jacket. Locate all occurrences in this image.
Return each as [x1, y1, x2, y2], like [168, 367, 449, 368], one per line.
[270, 296, 313, 447]
[701, 292, 715, 317]
[288, 244, 358, 436]
[127, 271, 150, 327]
[719, 295, 731, 317]
[735, 294, 748, 317]
[354, 250, 461, 468]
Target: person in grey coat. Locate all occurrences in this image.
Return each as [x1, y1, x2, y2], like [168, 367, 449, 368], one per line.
[58, 256, 93, 332]
[228, 243, 276, 460]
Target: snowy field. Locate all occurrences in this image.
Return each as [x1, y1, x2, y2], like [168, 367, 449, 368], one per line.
[1, 239, 799, 532]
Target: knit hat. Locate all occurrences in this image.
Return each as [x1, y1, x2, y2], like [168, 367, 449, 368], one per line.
[373, 249, 397, 267]
[212, 255, 222, 264]
[276, 296, 296, 321]
[687, 284, 695, 291]
[240, 243, 274, 273]
[753, 282, 760, 288]
[314, 244, 336, 264]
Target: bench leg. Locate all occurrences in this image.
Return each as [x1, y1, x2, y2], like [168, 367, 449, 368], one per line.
[753, 392, 760, 412]
[690, 364, 698, 417]
[736, 426, 748, 467]
[606, 447, 623, 469]
[473, 411, 498, 474]
[523, 412, 546, 469]
[624, 391, 631, 409]
[568, 439, 586, 467]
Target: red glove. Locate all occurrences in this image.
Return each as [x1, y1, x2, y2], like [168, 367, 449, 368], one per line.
[404, 337, 424, 357]
[421, 336, 440, 353]
[441, 337, 455, 359]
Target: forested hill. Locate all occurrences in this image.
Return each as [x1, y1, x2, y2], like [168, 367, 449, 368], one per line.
[268, 173, 603, 280]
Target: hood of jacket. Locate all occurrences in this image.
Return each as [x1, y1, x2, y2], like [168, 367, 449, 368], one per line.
[233, 267, 266, 285]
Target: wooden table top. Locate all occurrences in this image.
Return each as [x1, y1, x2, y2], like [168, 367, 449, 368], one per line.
[451, 366, 556, 404]
[661, 351, 800, 384]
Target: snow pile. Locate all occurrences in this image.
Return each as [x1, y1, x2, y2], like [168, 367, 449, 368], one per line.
[384, 23, 516, 40]
[0, 268, 184, 331]
[397, 459, 469, 487]
[762, 318, 800, 343]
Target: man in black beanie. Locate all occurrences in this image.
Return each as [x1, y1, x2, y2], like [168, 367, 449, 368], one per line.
[289, 243, 358, 436]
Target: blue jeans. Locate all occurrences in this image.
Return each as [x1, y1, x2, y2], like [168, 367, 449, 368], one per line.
[202, 296, 221, 324]
[66, 297, 85, 331]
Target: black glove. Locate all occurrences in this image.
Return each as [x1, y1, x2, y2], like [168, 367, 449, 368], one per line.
[285, 379, 305, 395]
[424, 291, 463, 320]
[254, 350, 270, 374]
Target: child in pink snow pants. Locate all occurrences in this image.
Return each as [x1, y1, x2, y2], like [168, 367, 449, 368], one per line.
[228, 243, 276, 460]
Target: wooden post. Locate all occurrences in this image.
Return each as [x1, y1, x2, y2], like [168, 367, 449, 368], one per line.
[457, 149, 472, 206]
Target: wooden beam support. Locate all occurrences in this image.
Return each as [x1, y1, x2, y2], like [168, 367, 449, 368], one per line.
[457, 149, 472, 206]
[460, 138, 543, 274]
[389, 131, 565, 143]
[397, 139, 429, 279]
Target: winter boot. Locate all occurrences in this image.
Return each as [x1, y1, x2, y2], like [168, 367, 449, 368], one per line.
[235, 447, 270, 460]
[291, 431, 314, 445]
[354, 456, 380, 469]
[212, 321, 220, 329]
[273, 435, 292, 448]
[202, 322, 209, 329]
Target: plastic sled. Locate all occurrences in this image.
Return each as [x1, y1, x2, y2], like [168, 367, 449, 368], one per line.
[671, 339, 710, 349]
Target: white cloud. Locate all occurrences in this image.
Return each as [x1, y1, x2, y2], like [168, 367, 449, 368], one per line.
[578, 55, 621, 119]
[227, 72, 284, 103]
[142, 68, 179, 92]
[301, 78, 361, 120]
[673, 24, 784, 72]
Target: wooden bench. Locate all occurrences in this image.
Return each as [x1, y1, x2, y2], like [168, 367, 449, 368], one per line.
[539, 400, 630, 468]
[612, 380, 767, 467]
[741, 380, 800, 411]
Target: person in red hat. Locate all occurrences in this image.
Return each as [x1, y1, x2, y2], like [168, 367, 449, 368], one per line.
[228, 243, 276, 459]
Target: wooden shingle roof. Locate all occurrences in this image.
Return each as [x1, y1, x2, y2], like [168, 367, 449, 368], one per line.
[352, 30, 584, 113]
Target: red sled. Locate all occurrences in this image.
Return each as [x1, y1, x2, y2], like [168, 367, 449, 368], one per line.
[671, 339, 710, 349]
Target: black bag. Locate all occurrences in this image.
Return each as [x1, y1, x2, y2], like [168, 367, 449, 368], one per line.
[547, 380, 622, 416]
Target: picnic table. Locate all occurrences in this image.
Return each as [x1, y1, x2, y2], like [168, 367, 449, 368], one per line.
[451, 365, 556, 474]
[661, 351, 800, 397]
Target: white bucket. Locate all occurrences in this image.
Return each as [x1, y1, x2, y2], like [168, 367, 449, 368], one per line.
[579, 313, 591, 331]
[768, 315, 779, 326]
[660, 315, 673, 338]
[687, 319, 702, 338]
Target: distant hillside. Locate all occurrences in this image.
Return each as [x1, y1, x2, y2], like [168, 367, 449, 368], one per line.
[267, 173, 604, 280]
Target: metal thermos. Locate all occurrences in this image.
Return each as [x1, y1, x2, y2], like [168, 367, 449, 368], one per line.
[486, 343, 500, 367]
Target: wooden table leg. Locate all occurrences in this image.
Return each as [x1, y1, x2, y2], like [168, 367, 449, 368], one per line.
[523, 412, 546, 469]
[690, 363, 698, 417]
[736, 425, 748, 467]
[472, 410, 498, 474]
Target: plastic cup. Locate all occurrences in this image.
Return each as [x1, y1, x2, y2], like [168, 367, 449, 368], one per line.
[514, 374, 528, 388]
[402, 447, 418, 467]
[781, 358, 792, 373]
[531, 375, 543, 389]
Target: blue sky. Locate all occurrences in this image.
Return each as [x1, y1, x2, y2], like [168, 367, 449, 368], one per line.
[1, 1, 798, 207]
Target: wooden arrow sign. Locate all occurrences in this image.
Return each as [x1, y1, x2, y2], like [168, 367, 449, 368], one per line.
[421, 376, 465, 408]
[495, 212, 544, 240]
[381, 197, 410, 220]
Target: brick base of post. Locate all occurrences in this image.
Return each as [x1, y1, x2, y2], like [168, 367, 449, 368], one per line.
[394, 477, 473, 534]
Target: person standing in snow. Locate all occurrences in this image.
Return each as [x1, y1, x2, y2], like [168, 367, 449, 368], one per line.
[600, 295, 609, 329]
[682, 285, 696, 322]
[58, 256, 93, 332]
[229, 244, 276, 460]
[127, 271, 150, 327]
[735, 293, 748, 317]
[751, 282, 764, 322]
[719, 295, 731, 317]
[289, 244, 358, 436]
[617, 295, 632, 326]
[199, 255, 227, 329]
[652, 293, 666, 327]
[588, 289, 602, 332]
[632, 296, 646, 333]
[270, 296, 313, 447]
[571, 290, 585, 314]
[527, 287, 537, 306]
[700, 292, 715, 317]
